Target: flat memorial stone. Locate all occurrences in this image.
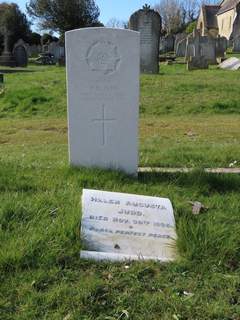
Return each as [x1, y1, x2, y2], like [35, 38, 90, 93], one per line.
[219, 57, 240, 70]
[66, 28, 140, 175]
[80, 189, 177, 262]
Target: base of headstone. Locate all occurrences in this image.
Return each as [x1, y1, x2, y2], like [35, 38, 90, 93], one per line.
[58, 56, 65, 66]
[80, 250, 175, 262]
[0, 52, 16, 67]
[187, 56, 209, 71]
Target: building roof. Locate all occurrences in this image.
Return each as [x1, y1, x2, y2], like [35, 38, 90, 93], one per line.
[203, 5, 220, 29]
[218, 0, 239, 14]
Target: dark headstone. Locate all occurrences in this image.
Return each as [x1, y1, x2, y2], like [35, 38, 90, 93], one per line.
[185, 29, 217, 65]
[129, 4, 161, 74]
[159, 35, 175, 54]
[233, 36, 240, 52]
[13, 39, 28, 67]
[0, 28, 16, 67]
[176, 38, 187, 57]
[187, 56, 209, 70]
[0, 73, 4, 83]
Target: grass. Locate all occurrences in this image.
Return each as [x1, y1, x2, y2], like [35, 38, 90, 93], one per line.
[0, 61, 240, 319]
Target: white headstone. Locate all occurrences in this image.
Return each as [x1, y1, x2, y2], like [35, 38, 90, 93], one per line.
[80, 189, 177, 262]
[66, 28, 140, 175]
[219, 57, 240, 70]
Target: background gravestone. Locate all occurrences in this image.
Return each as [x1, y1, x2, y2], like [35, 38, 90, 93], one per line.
[48, 41, 65, 62]
[13, 39, 28, 67]
[0, 27, 16, 67]
[185, 30, 217, 65]
[66, 28, 140, 175]
[176, 38, 187, 57]
[159, 35, 175, 54]
[129, 4, 161, 74]
[174, 32, 187, 52]
[187, 56, 209, 70]
[215, 36, 227, 61]
[233, 36, 240, 52]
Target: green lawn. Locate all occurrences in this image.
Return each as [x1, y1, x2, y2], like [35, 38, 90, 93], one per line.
[0, 62, 240, 319]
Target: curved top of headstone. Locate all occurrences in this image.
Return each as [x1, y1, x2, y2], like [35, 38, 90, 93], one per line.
[66, 27, 140, 36]
[129, 4, 162, 30]
[130, 3, 161, 19]
[13, 39, 29, 51]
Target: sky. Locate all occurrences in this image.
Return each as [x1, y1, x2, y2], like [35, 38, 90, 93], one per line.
[16, 0, 157, 31]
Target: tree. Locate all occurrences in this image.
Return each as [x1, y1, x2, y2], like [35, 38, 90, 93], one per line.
[155, 0, 185, 34]
[186, 20, 197, 34]
[26, 0, 101, 35]
[155, 0, 200, 34]
[0, 3, 31, 50]
[106, 18, 128, 29]
[28, 32, 41, 45]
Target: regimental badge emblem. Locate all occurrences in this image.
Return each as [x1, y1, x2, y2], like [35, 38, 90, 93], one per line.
[86, 41, 121, 75]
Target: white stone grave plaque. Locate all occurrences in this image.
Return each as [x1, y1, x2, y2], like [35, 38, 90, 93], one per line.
[66, 28, 140, 175]
[80, 189, 177, 262]
[219, 57, 240, 70]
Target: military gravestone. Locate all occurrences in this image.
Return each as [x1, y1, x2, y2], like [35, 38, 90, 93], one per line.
[129, 4, 161, 74]
[13, 39, 28, 67]
[66, 28, 140, 175]
[81, 189, 177, 261]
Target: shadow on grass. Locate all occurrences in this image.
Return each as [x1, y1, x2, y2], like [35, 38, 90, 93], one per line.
[138, 170, 240, 193]
[0, 69, 36, 74]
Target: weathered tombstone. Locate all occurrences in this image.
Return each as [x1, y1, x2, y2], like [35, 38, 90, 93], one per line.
[129, 4, 161, 74]
[66, 28, 140, 175]
[200, 37, 217, 64]
[159, 34, 175, 54]
[185, 30, 199, 61]
[80, 189, 177, 261]
[0, 27, 16, 67]
[43, 43, 49, 53]
[187, 56, 209, 70]
[233, 36, 240, 52]
[215, 36, 227, 61]
[176, 38, 187, 57]
[174, 32, 187, 52]
[13, 39, 28, 67]
[185, 29, 217, 65]
[48, 41, 65, 63]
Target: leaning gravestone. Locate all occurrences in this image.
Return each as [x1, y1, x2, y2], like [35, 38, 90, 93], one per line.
[13, 39, 28, 67]
[66, 28, 140, 175]
[81, 189, 177, 261]
[129, 4, 161, 73]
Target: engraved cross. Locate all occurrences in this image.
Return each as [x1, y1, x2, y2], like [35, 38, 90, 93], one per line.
[92, 105, 116, 146]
